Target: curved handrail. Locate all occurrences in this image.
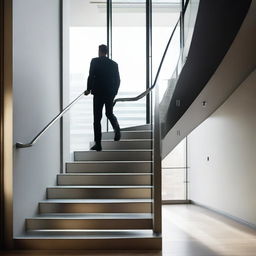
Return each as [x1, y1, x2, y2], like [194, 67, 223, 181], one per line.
[113, 17, 180, 106]
[16, 92, 85, 148]
[113, 0, 191, 106]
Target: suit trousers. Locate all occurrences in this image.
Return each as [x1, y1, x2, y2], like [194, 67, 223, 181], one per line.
[93, 94, 120, 144]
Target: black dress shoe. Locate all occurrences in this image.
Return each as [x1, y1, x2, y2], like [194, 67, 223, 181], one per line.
[90, 144, 102, 151]
[114, 129, 121, 141]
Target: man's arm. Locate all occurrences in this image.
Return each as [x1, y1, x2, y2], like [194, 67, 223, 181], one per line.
[114, 63, 120, 95]
[85, 59, 95, 94]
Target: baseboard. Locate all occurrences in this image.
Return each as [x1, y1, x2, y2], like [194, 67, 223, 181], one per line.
[162, 200, 191, 204]
[191, 200, 256, 230]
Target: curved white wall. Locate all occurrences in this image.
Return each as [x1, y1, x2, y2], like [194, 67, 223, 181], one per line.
[188, 69, 256, 226]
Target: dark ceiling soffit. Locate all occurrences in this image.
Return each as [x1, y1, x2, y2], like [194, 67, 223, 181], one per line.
[162, 0, 252, 137]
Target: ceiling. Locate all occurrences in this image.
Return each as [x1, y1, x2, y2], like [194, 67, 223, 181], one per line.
[67, 0, 181, 27]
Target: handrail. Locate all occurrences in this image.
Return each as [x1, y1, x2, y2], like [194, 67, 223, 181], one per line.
[16, 92, 85, 148]
[113, 0, 191, 106]
[16, 1, 190, 148]
[113, 17, 180, 106]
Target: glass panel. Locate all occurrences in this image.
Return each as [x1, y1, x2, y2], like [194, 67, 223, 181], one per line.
[158, 1, 199, 132]
[111, 0, 146, 129]
[162, 138, 187, 200]
[152, 0, 181, 101]
[64, 0, 107, 153]
[162, 168, 186, 200]
[183, 0, 200, 59]
[162, 137, 186, 167]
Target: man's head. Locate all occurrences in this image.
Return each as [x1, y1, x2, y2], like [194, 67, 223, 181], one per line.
[98, 44, 108, 57]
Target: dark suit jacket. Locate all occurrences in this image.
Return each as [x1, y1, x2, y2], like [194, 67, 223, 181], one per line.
[87, 56, 120, 96]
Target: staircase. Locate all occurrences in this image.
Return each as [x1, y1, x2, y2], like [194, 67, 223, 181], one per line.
[14, 124, 162, 249]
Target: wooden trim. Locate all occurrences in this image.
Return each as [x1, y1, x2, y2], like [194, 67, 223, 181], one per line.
[0, 0, 4, 248]
[0, 0, 13, 249]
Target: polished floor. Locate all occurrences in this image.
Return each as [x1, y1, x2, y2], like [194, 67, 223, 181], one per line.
[1, 204, 256, 256]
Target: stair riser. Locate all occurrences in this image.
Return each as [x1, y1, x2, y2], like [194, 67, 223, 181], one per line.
[66, 162, 152, 173]
[74, 151, 151, 161]
[26, 219, 152, 230]
[121, 125, 151, 131]
[89, 141, 152, 150]
[57, 175, 152, 186]
[47, 188, 151, 199]
[13, 237, 162, 250]
[39, 202, 152, 214]
[102, 132, 152, 140]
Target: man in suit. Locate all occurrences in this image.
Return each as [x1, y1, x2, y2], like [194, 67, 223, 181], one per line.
[84, 44, 121, 151]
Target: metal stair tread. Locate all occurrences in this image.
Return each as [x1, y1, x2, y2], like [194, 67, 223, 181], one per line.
[98, 139, 152, 141]
[66, 160, 152, 163]
[121, 125, 151, 131]
[16, 230, 160, 239]
[39, 199, 153, 203]
[38, 213, 152, 217]
[103, 130, 151, 133]
[74, 149, 153, 152]
[48, 185, 153, 189]
[27, 213, 153, 220]
[58, 173, 153, 176]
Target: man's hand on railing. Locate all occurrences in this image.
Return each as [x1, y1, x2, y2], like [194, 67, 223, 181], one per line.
[84, 90, 91, 96]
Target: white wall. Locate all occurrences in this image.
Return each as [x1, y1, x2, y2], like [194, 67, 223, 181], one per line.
[13, 0, 61, 236]
[188, 69, 256, 226]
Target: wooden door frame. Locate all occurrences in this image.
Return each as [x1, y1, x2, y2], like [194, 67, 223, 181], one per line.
[0, 0, 13, 249]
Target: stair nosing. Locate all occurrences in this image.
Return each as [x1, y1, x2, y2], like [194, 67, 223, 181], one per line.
[98, 139, 152, 142]
[66, 161, 152, 164]
[47, 185, 153, 189]
[15, 230, 160, 239]
[103, 130, 151, 133]
[57, 173, 153, 176]
[27, 214, 153, 220]
[39, 199, 153, 203]
[74, 150, 153, 152]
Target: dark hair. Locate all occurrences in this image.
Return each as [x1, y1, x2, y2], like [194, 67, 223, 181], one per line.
[99, 44, 108, 55]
